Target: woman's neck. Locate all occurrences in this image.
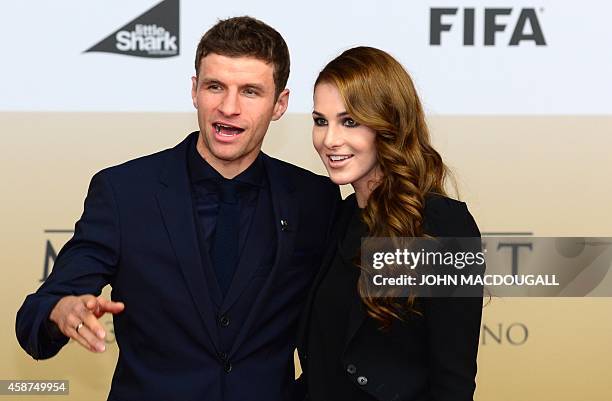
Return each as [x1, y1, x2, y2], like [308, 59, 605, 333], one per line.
[352, 167, 382, 208]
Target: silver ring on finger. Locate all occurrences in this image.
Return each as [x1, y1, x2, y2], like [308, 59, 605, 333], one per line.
[76, 322, 84, 334]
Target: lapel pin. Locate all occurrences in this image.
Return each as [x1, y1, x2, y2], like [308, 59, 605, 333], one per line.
[280, 219, 289, 231]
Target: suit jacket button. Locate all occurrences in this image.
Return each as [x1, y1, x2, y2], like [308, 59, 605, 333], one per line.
[219, 315, 230, 327]
[346, 364, 357, 375]
[219, 352, 228, 362]
[357, 376, 368, 386]
[224, 362, 232, 373]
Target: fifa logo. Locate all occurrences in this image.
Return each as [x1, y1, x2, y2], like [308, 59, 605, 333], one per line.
[430, 7, 547, 46]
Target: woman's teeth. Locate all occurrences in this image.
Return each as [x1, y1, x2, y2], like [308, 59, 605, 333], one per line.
[329, 155, 352, 161]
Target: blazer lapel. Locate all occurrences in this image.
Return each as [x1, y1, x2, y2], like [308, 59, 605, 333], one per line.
[343, 266, 367, 353]
[155, 133, 220, 352]
[229, 153, 298, 356]
[295, 231, 341, 352]
[339, 202, 368, 353]
[297, 194, 367, 356]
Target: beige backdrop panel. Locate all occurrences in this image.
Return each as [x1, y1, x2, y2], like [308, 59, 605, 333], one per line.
[2, 113, 611, 400]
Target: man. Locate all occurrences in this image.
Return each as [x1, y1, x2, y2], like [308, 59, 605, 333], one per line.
[16, 16, 339, 401]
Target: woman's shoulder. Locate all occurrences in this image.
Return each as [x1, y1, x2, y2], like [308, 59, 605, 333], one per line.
[423, 193, 480, 238]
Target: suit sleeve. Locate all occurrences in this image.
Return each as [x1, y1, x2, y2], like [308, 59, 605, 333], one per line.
[425, 203, 483, 401]
[15, 170, 120, 359]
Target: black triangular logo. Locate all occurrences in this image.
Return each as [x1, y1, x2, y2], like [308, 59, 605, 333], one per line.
[85, 0, 179, 58]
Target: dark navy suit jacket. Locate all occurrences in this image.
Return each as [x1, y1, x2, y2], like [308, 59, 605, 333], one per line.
[16, 132, 340, 401]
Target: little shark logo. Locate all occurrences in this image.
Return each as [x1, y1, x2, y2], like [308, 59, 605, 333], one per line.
[85, 0, 179, 58]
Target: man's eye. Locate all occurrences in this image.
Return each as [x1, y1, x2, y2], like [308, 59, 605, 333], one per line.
[313, 117, 327, 126]
[207, 84, 222, 91]
[343, 118, 359, 127]
[243, 88, 258, 96]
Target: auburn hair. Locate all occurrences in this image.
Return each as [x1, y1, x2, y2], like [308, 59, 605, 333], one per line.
[315, 46, 450, 329]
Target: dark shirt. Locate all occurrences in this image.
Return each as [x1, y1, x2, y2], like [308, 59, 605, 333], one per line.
[187, 135, 265, 257]
[307, 196, 376, 401]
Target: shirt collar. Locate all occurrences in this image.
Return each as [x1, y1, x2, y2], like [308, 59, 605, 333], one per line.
[187, 132, 265, 188]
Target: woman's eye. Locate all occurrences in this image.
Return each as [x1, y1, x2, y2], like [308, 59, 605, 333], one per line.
[313, 117, 327, 126]
[343, 118, 359, 127]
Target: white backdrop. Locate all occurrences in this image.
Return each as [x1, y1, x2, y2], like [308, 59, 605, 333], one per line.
[1, 0, 610, 114]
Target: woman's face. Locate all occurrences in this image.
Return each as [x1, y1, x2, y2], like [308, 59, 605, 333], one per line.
[312, 83, 379, 193]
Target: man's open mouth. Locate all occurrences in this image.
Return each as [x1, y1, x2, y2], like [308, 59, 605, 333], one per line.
[213, 122, 245, 137]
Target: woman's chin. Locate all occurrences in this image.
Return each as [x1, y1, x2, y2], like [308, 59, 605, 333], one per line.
[327, 173, 352, 186]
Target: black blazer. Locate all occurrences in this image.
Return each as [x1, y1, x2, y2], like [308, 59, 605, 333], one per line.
[16, 132, 340, 401]
[297, 194, 483, 401]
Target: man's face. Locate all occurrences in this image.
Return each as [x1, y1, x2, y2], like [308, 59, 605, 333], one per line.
[191, 54, 289, 177]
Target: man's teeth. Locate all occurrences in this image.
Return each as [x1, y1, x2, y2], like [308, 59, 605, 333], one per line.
[214, 123, 242, 136]
[329, 155, 352, 161]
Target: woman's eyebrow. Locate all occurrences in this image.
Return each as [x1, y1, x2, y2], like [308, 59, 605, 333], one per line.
[312, 110, 349, 117]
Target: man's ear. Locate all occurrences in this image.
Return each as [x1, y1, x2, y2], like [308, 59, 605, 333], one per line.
[191, 76, 198, 109]
[271, 88, 290, 121]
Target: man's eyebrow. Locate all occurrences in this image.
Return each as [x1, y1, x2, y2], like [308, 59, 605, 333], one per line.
[242, 83, 266, 91]
[199, 77, 223, 85]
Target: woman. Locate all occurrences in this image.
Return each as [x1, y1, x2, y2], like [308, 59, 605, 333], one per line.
[296, 47, 483, 401]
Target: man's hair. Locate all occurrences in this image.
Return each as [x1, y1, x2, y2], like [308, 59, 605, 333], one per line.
[195, 16, 290, 99]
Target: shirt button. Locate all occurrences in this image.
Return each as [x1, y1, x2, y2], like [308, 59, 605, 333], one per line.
[357, 376, 368, 386]
[224, 362, 233, 373]
[219, 315, 230, 327]
[346, 364, 357, 375]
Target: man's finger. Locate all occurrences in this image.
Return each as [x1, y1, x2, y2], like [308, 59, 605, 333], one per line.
[96, 297, 125, 315]
[65, 316, 102, 353]
[81, 295, 98, 311]
[75, 323, 106, 352]
[68, 327, 96, 352]
[77, 306, 106, 340]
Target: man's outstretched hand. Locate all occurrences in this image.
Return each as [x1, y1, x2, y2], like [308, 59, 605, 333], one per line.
[49, 295, 125, 353]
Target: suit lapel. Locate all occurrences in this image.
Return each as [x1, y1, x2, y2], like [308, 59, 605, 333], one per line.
[296, 194, 367, 356]
[229, 154, 298, 356]
[339, 202, 368, 353]
[155, 133, 220, 352]
[343, 263, 367, 353]
[295, 230, 340, 352]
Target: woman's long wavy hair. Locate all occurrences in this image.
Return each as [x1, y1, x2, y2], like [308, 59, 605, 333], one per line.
[315, 46, 450, 329]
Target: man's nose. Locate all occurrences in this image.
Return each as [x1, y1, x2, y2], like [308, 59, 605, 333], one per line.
[218, 90, 241, 116]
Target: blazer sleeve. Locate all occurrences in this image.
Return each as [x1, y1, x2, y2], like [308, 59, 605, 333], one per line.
[15, 170, 120, 360]
[424, 202, 483, 401]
